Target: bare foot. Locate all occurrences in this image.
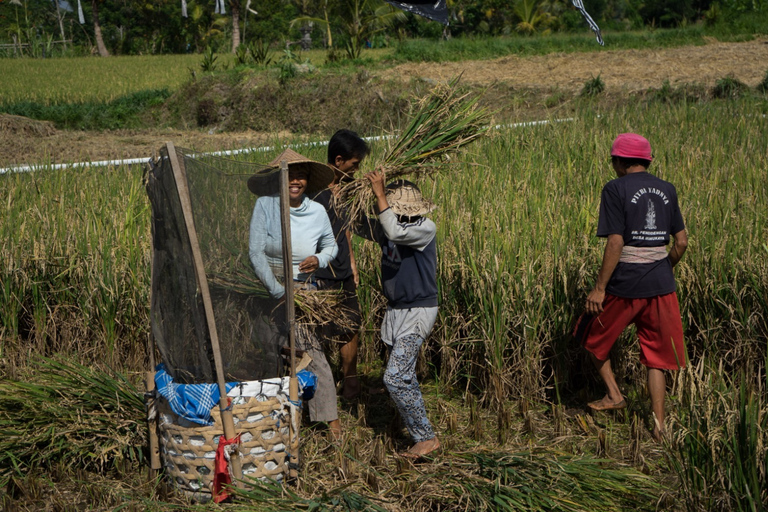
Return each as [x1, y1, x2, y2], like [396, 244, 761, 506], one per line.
[652, 428, 667, 444]
[328, 419, 342, 442]
[587, 395, 627, 411]
[401, 437, 440, 459]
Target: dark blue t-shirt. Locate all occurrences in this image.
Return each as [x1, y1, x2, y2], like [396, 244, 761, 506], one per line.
[311, 189, 352, 281]
[597, 172, 685, 298]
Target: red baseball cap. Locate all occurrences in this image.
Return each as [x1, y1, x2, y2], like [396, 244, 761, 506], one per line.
[610, 133, 653, 161]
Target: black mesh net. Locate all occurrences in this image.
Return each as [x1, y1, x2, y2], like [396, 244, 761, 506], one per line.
[146, 146, 287, 384]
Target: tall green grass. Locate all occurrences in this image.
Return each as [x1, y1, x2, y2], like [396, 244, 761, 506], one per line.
[668, 362, 768, 511]
[1, 89, 171, 130]
[421, 98, 768, 404]
[2, 98, 766, 388]
[0, 55, 202, 105]
[0, 163, 150, 367]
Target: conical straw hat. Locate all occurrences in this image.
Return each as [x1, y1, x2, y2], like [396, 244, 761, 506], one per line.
[385, 180, 436, 217]
[248, 148, 334, 195]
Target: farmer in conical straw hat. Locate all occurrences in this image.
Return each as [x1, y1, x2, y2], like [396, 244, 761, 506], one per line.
[359, 169, 440, 458]
[248, 148, 343, 438]
[311, 129, 371, 401]
[581, 133, 688, 442]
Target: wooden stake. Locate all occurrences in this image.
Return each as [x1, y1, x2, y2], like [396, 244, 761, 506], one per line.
[145, 333, 162, 474]
[279, 161, 300, 478]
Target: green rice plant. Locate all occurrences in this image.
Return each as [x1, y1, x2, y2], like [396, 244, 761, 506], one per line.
[392, 28, 710, 63]
[1, 88, 172, 130]
[0, 162, 151, 366]
[667, 363, 768, 511]
[200, 47, 219, 73]
[757, 69, 768, 93]
[711, 75, 749, 99]
[580, 74, 605, 97]
[224, 448, 659, 511]
[229, 477, 388, 511]
[427, 97, 768, 407]
[3, 95, 767, 419]
[0, 356, 146, 486]
[248, 39, 274, 66]
[0, 54, 205, 105]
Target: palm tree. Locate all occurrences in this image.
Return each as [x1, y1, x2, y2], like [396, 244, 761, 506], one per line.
[91, 0, 109, 56]
[229, 0, 241, 52]
[512, 0, 554, 34]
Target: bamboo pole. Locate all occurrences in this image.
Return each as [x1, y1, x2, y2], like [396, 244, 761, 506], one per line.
[145, 333, 162, 475]
[278, 161, 300, 478]
[279, 161, 297, 401]
[165, 142, 243, 484]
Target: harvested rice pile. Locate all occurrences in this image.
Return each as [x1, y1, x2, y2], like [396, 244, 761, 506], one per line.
[0, 114, 57, 137]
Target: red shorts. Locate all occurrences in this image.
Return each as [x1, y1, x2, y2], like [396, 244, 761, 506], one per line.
[583, 292, 687, 370]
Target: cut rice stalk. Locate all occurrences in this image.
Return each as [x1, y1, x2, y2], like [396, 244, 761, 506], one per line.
[335, 75, 492, 225]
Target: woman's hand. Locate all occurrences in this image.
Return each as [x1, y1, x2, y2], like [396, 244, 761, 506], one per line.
[298, 255, 319, 274]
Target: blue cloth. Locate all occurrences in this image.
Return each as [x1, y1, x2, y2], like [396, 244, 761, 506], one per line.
[297, 369, 317, 400]
[154, 364, 237, 426]
[154, 364, 318, 425]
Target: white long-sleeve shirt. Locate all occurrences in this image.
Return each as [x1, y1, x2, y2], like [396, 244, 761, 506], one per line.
[249, 195, 338, 298]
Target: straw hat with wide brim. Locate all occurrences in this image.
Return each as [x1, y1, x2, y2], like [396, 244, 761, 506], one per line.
[248, 148, 335, 196]
[385, 180, 436, 217]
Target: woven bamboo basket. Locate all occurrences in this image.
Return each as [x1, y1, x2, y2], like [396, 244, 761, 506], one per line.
[156, 393, 299, 501]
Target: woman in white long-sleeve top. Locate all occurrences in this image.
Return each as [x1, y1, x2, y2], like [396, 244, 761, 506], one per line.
[248, 148, 341, 438]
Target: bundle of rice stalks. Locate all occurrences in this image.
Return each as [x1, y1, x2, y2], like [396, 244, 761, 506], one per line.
[0, 356, 146, 486]
[208, 268, 350, 330]
[443, 450, 661, 511]
[335, 76, 492, 223]
[295, 288, 355, 332]
[225, 449, 659, 511]
[229, 477, 387, 511]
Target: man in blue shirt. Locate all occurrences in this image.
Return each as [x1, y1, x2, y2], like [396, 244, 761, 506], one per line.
[583, 133, 688, 442]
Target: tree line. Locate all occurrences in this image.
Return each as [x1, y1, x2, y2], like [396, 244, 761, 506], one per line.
[0, 0, 763, 57]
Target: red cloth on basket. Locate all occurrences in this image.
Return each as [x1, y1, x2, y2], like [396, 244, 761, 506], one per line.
[212, 432, 241, 503]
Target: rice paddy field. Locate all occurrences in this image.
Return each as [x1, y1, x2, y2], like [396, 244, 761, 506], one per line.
[1, 93, 767, 509]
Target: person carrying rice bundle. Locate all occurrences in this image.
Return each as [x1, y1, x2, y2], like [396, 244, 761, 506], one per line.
[311, 129, 371, 401]
[248, 148, 342, 439]
[359, 169, 440, 459]
[581, 133, 688, 442]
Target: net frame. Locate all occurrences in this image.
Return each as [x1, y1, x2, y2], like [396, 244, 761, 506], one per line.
[145, 142, 301, 489]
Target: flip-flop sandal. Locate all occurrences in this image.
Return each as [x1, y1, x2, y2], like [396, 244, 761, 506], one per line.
[588, 398, 627, 411]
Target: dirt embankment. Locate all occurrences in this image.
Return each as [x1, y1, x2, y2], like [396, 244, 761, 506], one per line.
[3, 38, 766, 169]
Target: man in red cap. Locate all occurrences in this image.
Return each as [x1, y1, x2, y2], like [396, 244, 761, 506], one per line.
[583, 133, 688, 442]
